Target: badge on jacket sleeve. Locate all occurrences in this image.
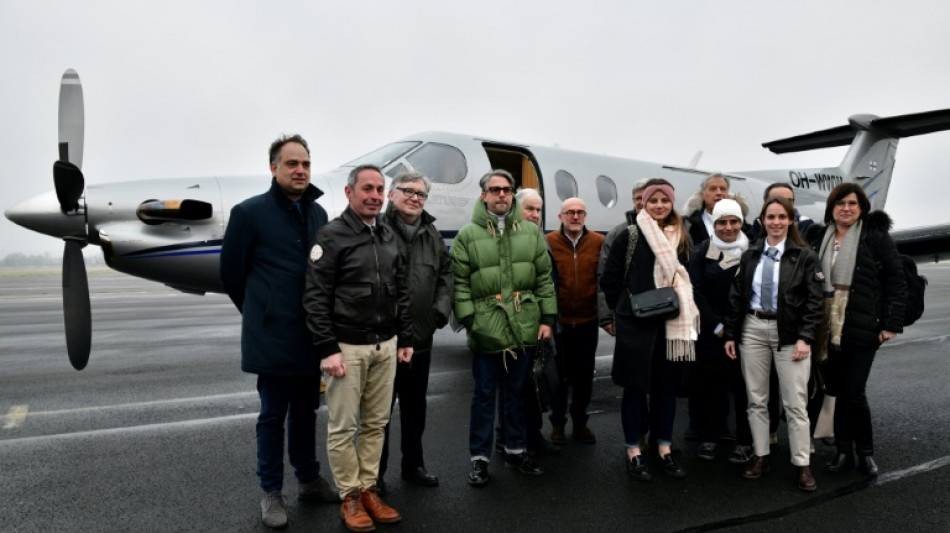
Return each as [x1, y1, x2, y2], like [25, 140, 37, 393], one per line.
[310, 244, 323, 262]
[814, 271, 825, 282]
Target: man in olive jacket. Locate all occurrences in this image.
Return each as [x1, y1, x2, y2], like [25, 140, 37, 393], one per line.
[452, 169, 557, 487]
[220, 134, 337, 529]
[379, 171, 453, 489]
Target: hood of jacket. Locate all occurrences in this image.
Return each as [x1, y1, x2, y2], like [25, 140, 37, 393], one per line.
[683, 190, 750, 221]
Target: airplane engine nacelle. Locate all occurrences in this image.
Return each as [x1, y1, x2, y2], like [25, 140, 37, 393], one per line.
[137, 199, 213, 225]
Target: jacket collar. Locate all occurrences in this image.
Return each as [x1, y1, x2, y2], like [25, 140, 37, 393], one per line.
[268, 179, 324, 210]
[340, 205, 388, 238]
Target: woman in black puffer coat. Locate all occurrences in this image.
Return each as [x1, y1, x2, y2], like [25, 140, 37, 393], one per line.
[804, 183, 907, 477]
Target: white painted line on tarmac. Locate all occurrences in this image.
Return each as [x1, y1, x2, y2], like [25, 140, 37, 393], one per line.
[0, 412, 259, 446]
[2, 405, 29, 429]
[24, 391, 259, 417]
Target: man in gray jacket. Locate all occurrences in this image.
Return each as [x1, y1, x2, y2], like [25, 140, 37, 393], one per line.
[379, 171, 453, 489]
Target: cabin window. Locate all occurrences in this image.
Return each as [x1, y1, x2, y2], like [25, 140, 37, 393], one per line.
[345, 141, 420, 168]
[596, 175, 617, 208]
[406, 143, 467, 184]
[554, 170, 577, 201]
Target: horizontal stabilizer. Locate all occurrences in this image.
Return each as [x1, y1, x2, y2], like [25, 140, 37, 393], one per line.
[763, 109, 950, 154]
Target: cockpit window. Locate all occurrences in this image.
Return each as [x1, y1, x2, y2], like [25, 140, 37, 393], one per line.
[406, 143, 467, 184]
[345, 141, 421, 168]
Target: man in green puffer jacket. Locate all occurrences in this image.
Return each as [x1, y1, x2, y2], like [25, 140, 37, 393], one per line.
[452, 169, 557, 487]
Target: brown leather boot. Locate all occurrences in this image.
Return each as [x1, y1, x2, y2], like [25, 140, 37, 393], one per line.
[797, 466, 817, 492]
[743, 455, 770, 479]
[360, 489, 402, 524]
[340, 493, 375, 532]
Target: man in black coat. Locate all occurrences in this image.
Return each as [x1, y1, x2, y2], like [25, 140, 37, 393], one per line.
[220, 134, 337, 529]
[379, 171, 453, 489]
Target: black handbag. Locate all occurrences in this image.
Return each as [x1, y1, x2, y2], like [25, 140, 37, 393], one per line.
[618, 224, 680, 321]
[628, 284, 680, 320]
[532, 338, 560, 413]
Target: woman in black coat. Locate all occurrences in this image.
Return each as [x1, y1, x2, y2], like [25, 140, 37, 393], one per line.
[687, 198, 754, 464]
[804, 183, 906, 477]
[602, 179, 700, 482]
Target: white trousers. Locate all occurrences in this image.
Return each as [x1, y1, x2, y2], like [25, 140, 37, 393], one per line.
[739, 315, 811, 466]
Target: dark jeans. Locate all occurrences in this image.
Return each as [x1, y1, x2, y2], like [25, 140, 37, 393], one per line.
[497, 360, 544, 446]
[828, 341, 878, 456]
[256, 374, 321, 492]
[694, 359, 752, 446]
[380, 349, 431, 477]
[550, 320, 599, 428]
[621, 339, 677, 447]
[470, 348, 533, 458]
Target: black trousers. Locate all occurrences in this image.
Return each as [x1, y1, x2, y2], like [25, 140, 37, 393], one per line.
[693, 359, 752, 446]
[828, 340, 878, 456]
[550, 320, 599, 428]
[380, 349, 431, 476]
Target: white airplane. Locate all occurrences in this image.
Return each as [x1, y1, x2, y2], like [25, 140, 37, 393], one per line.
[7, 70, 950, 370]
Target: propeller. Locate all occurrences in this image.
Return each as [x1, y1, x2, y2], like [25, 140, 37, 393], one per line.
[54, 69, 91, 370]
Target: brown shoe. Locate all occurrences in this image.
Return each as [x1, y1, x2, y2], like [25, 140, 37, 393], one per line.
[743, 455, 770, 479]
[797, 466, 817, 492]
[550, 426, 567, 444]
[340, 493, 375, 532]
[573, 425, 596, 444]
[360, 489, 402, 524]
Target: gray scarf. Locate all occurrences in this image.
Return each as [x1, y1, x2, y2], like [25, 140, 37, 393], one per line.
[818, 220, 862, 347]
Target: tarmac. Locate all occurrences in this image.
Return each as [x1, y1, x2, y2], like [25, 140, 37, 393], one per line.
[0, 265, 948, 532]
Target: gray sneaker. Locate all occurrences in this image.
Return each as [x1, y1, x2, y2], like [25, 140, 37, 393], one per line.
[298, 476, 341, 503]
[261, 491, 288, 529]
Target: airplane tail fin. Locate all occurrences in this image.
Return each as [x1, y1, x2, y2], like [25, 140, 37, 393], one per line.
[762, 109, 950, 211]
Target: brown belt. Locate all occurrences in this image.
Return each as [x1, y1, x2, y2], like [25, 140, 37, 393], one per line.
[748, 309, 778, 320]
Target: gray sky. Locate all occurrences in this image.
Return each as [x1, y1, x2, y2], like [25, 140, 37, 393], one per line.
[2, 0, 949, 256]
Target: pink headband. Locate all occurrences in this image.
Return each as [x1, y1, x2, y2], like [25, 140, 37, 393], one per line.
[641, 184, 675, 206]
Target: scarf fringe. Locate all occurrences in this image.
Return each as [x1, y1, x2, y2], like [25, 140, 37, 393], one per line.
[667, 338, 696, 362]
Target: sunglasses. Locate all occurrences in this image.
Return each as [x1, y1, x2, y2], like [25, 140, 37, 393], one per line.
[486, 186, 513, 196]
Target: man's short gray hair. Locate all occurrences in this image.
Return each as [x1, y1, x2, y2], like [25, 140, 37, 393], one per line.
[390, 170, 431, 193]
[478, 169, 515, 191]
[515, 187, 542, 205]
[700, 172, 730, 192]
[632, 178, 649, 197]
[348, 164, 384, 188]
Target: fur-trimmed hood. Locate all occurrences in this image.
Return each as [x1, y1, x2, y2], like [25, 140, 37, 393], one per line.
[683, 191, 751, 221]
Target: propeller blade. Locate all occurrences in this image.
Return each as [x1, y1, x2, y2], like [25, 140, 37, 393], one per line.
[53, 160, 85, 213]
[63, 239, 91, 370]
[58, 69, 84, 167]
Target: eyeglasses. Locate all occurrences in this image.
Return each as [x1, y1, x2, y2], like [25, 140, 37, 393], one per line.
[562, 209, 587, 218]
[395, 187, 428, 200]
[486, 186, 513, 196]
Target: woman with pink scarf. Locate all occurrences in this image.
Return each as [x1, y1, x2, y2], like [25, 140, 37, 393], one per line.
[601, 178, 700, 482]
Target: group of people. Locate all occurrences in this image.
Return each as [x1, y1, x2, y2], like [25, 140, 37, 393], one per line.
[220, 135, 907, 531]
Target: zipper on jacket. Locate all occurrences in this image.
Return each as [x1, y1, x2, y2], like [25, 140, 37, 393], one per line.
[370, 225, 382, 343]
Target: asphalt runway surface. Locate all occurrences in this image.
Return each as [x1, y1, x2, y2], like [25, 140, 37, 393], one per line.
[1, 265, 948, 532]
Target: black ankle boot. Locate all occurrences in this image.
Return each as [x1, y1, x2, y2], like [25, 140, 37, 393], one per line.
[858, 455, 879, 476]
[825, 452, 854, 473]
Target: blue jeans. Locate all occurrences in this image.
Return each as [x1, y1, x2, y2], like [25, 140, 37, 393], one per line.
[469, 348, 533, 459]
[256, 374, 321, 492]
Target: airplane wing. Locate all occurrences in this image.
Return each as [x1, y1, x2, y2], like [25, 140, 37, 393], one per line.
[892, 224, 950, 264]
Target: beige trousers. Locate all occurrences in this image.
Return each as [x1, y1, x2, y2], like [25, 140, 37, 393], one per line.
[739, 315, 812, 466]
[324, 336, 397, 498]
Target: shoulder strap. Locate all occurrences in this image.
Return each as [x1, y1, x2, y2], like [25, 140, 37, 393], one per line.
[623, 224, 638, 279]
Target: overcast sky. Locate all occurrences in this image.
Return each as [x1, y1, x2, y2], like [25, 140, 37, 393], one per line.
[2, 0, 948, 256]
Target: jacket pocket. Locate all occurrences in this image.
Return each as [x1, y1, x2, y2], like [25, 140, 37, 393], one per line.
[333, 283, 373, 324]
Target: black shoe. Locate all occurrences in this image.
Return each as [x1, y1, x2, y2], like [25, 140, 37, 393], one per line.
[697, 442, 718, 460]
[858, 455, 879, 477]
[660, 453, 686, 479]
[529, 433, 562, 456]
[402, 466, 439, 487]
[468, 459, 489, 487]
[504, 453, 545, 476]
[627, 455, 652, 481]
[825, 452, 854, 473]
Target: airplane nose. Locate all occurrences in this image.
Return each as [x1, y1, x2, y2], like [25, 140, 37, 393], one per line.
[5, 190, 86, 239]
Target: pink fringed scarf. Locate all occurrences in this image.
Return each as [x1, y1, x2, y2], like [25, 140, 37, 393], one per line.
[636, 209, 699, 361]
